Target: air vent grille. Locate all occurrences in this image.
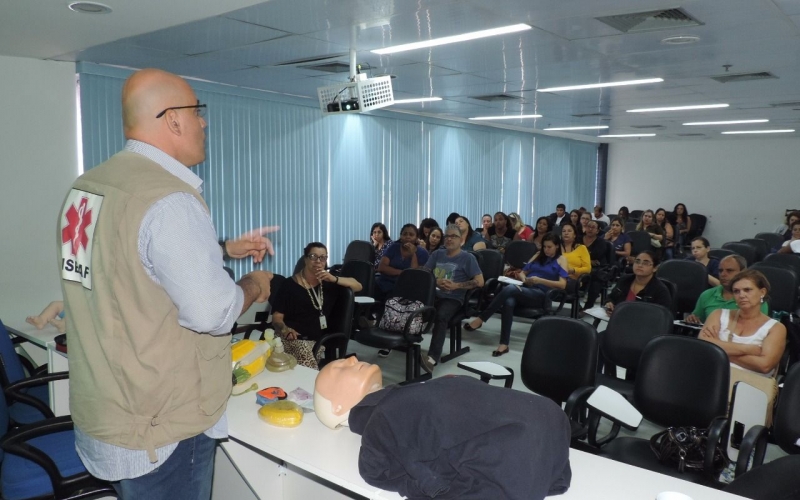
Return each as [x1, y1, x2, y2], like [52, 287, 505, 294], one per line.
[299, 62, 351, 73]
[275, 53, 347, 67]
[471, 94, 523, 102]
[596, 8, 703, 33]
[710, 72, 776, 83]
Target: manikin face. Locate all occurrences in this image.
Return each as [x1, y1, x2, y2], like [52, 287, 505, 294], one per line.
[690, 240, 708, 260]
[732, 278, 765, 310]
[428, 229, 442, 248]
[632, 253, 655, 278]
[718, 258, 742, 288]
[314, 356, 382, 426]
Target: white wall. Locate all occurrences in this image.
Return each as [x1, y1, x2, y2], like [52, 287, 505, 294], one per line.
[606, 137, 800, 246]
[0, 56, 78, 322]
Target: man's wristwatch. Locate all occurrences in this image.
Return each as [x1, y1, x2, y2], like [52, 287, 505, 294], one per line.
[219, 239, 229, 260]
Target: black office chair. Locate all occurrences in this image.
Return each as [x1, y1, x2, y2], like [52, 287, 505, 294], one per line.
[629, 210, 644, 221]
[627, 230, 652, 256]
[763, 253, 800, 279]
[0, 387, 115, 499]
[740, 238, 768, 263]
[596, 302, 674, 401]
[687, 213, 707, 240]
[722, 242, 757, 267]
[587, 336, 730, 485]
[244, 274, 287, 339]
[330, 240, 375, 275]
[623, 221, 638, 233]
[340, 260, 375, 298]
[474, 249, 504, 309]
[658, 278, 679, 319]
[751, 263, 798, 315]
[519, 317, 599, 440]
[353, 269, 436, 381]
[755, 232, 785, 253]
[708, 248, 736, 261]
[315, 287, 355, 369]
[504, 240, 537, 269]
[656, 260, 708, 318]
[441, 287, 481, 364]
[725, 455, 800, 500]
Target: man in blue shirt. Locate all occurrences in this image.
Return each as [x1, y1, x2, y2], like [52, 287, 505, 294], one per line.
[421, 224, 483, 372]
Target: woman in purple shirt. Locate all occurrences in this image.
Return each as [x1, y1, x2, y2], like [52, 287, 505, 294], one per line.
[464, 233, 568, 356]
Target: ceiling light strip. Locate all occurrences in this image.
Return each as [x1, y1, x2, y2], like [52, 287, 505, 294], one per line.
[721, 129, 794, 135]
[683, 119, 768, 126]
[392, 97, 442, 104]
[537, 78, 663, 93]
[371, 24, 532, 55]
[598, 134, 656, 138]
[469, 114, 542, 121]
[627, 104, 729, 113]
[544, 126, 609, 131]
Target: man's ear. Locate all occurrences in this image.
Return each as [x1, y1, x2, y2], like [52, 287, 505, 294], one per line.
[165, 110, 181, 135]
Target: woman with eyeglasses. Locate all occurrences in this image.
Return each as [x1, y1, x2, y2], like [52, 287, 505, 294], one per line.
[376, 224, 429, 296]
[604, 250, 671, 313]
[271, 242, 362, 343]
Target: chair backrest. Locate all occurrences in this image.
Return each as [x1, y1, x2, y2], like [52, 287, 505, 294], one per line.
[764, 253, 800, 279]
[751, 263, 799, 315]
[389, 268, 436, 305]
[709, 248, 736, 261]
[627, 230, 652, 255]
[292, 256, 305, 275]
[266, 274, 287, 311]
[342, 240, 375, 264]
[520, 317, 598, 405]
[0, 320, 27, 387]
[740, 238, 768, 263]
[223, 266, 235, 280]
[658, 278, 679, 317]
[475, 249, 503, 282]
[504, 240, 537, 269]
[773, 363, 800, 454]
[755, 232, 785, 252]
[722, 242, 757, 266]
[656, 260, 708, 315]
[320, 287, 355, 367]
[634, 336, 730, 428]
[687, 213, 707, 239]
[600, 239, 616, 266]
[340, 260, 375, 297]
[629, 210, 644, 221]
[467, 250, 484, 271]
[624, 221, 639, 233]
[602, 302, 674, 371]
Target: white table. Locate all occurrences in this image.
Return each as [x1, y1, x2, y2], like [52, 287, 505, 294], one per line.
[6, 320, 62, 348]
[223, 366, 746, 500]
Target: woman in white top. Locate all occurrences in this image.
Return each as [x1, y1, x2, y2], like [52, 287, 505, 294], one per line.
[699, 269, 786, 376]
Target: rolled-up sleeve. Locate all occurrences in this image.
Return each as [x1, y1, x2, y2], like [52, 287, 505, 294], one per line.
[139, 192, 243, 335]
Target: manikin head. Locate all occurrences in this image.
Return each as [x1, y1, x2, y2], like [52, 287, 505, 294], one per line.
[314, 357, 383, 429]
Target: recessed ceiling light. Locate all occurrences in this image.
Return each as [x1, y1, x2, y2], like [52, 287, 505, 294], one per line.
[68, 1, 112, 14]
[537, 78, 663, 93]
[721, 129, 795, 135]
[544, 126, 610, 131]
[627, 104, 729, 113]
[598, 133, 656, 138]
[469, 114, 542, 121]
[684, 119, 768, 126]
[661, 35, 701, 45]
[371, 24, 531, 55]
[392, 97, 442, 104]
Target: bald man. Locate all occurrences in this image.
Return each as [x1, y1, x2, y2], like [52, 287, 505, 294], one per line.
[58, 69, 272, 499]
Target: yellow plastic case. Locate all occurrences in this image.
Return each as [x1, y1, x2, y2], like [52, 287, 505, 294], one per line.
[258, 401, 304, 428]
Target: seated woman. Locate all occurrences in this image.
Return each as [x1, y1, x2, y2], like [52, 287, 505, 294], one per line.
[604, 250, 672, 312]
[579, 212, 592, 240]
[531, 216, 552, 248]
[778, 220, 800, 254]
[776, 211, 800, 241]
[686, 236, 720, 286]
[655, 208, 675, 260]
[670, 203, 692, 250]
[617, 206, 630, 224]
[486, 212, 517, 252]
[375, 224, 429, 297]
[464, 233, 568, 356]
[509, 212, 534, 242]
[560, 222, 591, 280]
[271, 242, 363, 344]
[480, 214, 493, 241]
[569, 210, 583, 239]
[699, 270, 786, 377]
[636, 209, 665, 257]
[455, 216, 487, 251]
[422, 226, 444, 253]
[370, 222, 392, 270]
[604, 216, 632, 262]
[418, 218, 439, 247]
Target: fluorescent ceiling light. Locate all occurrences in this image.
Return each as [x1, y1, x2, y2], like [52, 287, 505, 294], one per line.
[469, 114, 542, 121]
[721, 129, 794, 135]
[544, 125, 609, 131]
[537, 78, 663, 93]
[371, 24, 531, 55]
[598, 133, 656, 138]
[627, 104, 729, 113]
[392, 97, 442, 104]
[684, 119, 768, 126]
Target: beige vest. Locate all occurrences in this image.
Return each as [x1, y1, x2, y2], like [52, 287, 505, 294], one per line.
[59, 151, 231, 461]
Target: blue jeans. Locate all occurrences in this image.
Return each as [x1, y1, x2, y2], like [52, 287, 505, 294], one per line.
[479, 285, 545, 345]
[112, 434, 217, 500]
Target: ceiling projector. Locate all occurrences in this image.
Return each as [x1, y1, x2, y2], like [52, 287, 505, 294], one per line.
[318, 75, 394, 115]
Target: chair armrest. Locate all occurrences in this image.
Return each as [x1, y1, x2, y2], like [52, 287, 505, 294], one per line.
[5, 371, 70, 420]
[734, 424, 769, 477]
[564, 386, 595, 421]
[586, 385, 642, 430]
[704, 416, 729, 474]
[1, 415, 75, 490]
[401, 306, 437, 343]
[586, 410, 620, 448]
[314, 332, 349, 359]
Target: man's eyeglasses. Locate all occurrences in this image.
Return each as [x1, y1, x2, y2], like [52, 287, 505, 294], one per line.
[444, 234, 460, 240]
[155, 104, 207, 119]
[307, 254, 328, 262]
[633, 259, 653, 266]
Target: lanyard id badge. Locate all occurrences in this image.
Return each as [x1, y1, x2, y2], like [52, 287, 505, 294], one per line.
[319, 313, 328, 329]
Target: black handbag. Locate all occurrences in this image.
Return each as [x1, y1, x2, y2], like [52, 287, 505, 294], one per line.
[650, 426, 728, 473]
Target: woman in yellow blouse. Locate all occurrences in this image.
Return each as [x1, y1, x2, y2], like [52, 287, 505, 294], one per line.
[560, 222, 591, 280]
